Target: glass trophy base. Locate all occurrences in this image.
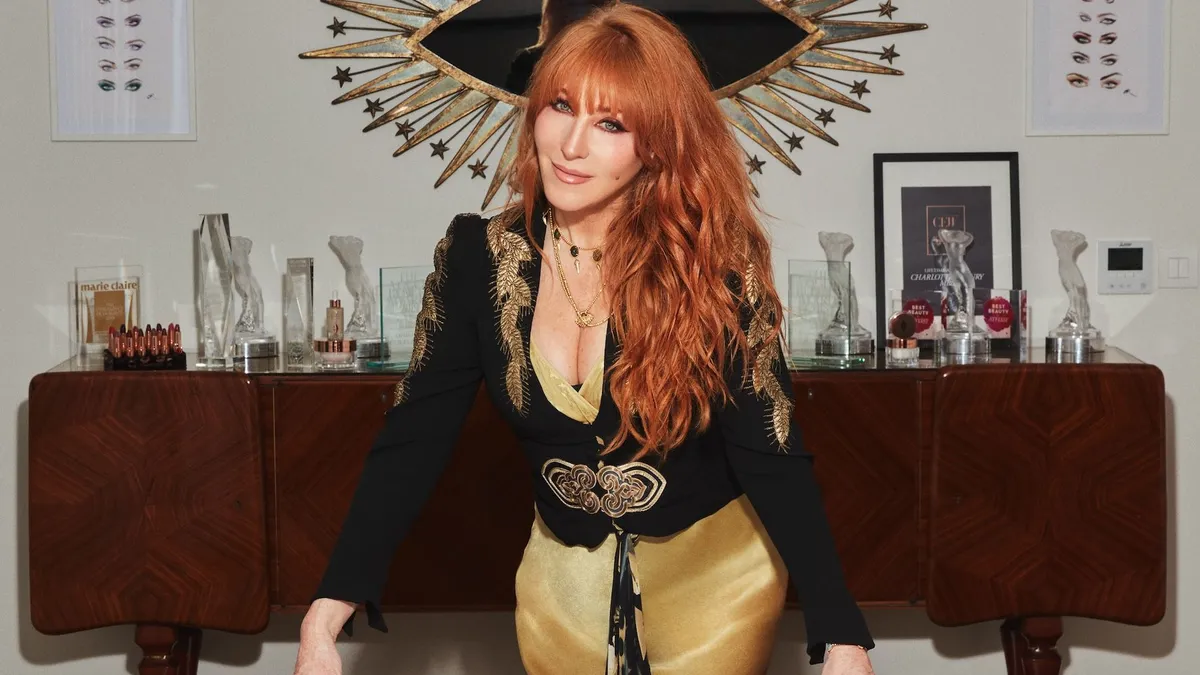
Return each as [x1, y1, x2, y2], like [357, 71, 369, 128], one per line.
[235, 335, 279, 360]
[1046, 334, 1105, 359]
[814, 334, 874, 356]
[352, 336, 390, 361]
[937, 331, 991, 358]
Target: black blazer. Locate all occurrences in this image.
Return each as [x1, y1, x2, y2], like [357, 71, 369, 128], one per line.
[314, 206, 874, 664]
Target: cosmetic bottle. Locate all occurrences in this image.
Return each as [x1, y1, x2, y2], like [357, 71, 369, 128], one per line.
[886, 311, 920, 368]
[313, 292, 356, 370]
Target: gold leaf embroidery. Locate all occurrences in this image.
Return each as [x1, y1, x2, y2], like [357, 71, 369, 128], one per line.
[394, 220, 455, 406]
[487, 207, 533, 415]
[742, 262, 792, 449]
[542, 459, 667, 519]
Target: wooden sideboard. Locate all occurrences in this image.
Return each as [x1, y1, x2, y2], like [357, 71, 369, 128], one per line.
[26, 348, 1167, 675]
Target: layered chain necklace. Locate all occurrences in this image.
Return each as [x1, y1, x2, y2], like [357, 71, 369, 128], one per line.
[547, 208, 607, 328]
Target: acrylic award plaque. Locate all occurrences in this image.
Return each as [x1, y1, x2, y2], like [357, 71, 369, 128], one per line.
[367, 265, 434, 370]
[815, 232, 874, 356]
[73, 264, 142, 357]
[935, 228, 990, 358]
[283, 257, 315, 368]
[786, 259, 867, 369]
[197, 214, 236, 368]
[1047, 229, 1105, 357]
[230, 236, 278, 362]
[330, 235, 387, 360]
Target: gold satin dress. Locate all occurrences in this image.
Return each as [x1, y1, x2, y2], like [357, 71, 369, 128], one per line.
[514, 341, 790, 675]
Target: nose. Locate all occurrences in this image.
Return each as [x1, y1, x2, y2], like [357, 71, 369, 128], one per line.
[561, 117, 589, 161]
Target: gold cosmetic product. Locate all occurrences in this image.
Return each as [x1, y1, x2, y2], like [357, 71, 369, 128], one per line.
[313, 293, 356, 370]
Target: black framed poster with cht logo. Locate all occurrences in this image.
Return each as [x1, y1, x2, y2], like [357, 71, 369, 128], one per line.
[873, 152, 1023, 348]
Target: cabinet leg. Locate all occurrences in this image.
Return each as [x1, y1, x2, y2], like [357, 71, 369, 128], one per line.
[135, 624, 203, 675]
[1001, 617, 1063, 675]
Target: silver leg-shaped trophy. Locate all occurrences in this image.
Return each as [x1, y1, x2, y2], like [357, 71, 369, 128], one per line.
[1046, 229, 1104, 357]
[936, 228, 990, 358]
[814, 232, 874, 356]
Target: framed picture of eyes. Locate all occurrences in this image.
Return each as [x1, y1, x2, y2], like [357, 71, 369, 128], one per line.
[47, 0, 196, 141]
[1026, 0, 1171, 136]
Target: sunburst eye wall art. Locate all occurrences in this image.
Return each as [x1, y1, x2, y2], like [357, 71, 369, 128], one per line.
[299, 0, 928, 209]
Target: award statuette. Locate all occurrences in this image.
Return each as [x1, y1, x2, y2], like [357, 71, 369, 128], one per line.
[814, 232, 874, 356]
[283, 257, 315, 367]
[936, 228, 990, 357]
[329, 235, 389, 360]
[230, 236, 279, 364]
[1046, 229, 1104, 356]
[197, 214, 236, 368]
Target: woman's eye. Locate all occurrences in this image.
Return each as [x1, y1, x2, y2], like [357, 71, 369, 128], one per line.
[1073, 31, 1092, 44]
[124, 78, 143, 91]
[1100, 54, 1118, 66]
[1071, 52, 1089, 64]
[99, 59, 116, 72]
[126, 39, 145, 51]
[1099, 32, 1117, 44]
[125, 14, 142, 27]
[97, 16, 114, 28]
[98, 79, 115, 91]
[97, 36, 115, 49]
[1067, 73, 1089, 88]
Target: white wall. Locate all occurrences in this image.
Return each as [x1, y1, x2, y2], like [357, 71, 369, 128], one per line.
[2, 0, 1194, 673]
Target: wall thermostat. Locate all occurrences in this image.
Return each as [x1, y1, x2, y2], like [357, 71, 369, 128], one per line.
[1096, 239, 1153, 295]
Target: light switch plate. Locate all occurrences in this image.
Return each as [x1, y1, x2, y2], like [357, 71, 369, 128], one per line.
[1159, 248, 1199, 289]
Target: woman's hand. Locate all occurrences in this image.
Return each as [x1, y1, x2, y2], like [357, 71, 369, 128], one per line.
[294, 599, 355, 675]
[822, 645, 874, 674]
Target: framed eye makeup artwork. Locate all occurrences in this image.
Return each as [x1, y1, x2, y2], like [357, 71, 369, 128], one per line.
[47, 0, 195, 140]
[1026, 0, 1171, 136]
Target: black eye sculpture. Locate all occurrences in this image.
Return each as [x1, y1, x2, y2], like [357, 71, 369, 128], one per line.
[299, 0, 930, 207]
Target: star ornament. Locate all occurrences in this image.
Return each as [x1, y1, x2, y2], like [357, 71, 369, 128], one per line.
[300, 0, 928, 209]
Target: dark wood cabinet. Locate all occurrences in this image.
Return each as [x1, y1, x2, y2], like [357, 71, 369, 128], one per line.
[26, 349, 1167, 675]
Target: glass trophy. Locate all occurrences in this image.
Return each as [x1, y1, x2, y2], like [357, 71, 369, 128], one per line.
[230, 236, 279, 364]
[330, 235, 388, 361]
[283, 257, 315, 368]
[814, 232, 874, 356]
[366, 265, 434, 370]
[935, 228, 990, 358]
[1046, 229, 1104, 357]
[197, 214, 236, 368]
[73, 264, 143, 357]
[786, 259, 867, 369]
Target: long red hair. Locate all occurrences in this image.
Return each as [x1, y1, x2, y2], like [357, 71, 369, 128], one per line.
[509, 2, 784, 460]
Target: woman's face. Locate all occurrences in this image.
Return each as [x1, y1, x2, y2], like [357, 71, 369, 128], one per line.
[534, 92, 643, 217]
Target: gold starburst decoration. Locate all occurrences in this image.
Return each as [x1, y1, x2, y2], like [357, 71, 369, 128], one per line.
[299, 0, 927, 209]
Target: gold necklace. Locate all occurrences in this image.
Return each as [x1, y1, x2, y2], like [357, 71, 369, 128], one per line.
[551, 214, 604, 274]
[547, 209, 607, 327]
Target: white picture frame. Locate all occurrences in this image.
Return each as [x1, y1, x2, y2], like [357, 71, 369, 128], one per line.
[48, 0, 197, 141]
[1026, 0, 1171, 136]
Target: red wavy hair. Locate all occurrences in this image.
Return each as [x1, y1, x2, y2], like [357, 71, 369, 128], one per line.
[508, 2, 785, 460]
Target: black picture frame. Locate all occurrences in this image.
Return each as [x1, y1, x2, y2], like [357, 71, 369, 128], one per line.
[872, 152, 1023, 346]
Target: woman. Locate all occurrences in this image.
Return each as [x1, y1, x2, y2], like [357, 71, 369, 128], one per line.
[295, 4, 876, 674]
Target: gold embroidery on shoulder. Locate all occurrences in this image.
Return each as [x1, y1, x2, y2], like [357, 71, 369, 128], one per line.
[394, 221, 456, 406]
[743, 262, 792, 449]
[487, 207, 533, 415]
[542, 458, 666, 518]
